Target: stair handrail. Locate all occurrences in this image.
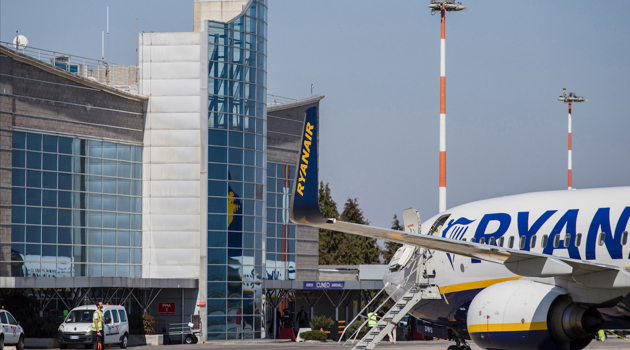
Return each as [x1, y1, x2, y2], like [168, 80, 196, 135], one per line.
[340, 252, 427, 346]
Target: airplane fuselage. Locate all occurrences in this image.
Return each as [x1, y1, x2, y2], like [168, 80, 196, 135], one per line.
[387, 186, 630, 332]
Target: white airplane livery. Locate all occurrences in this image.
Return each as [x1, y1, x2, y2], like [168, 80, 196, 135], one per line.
[290, 107, 630, 350]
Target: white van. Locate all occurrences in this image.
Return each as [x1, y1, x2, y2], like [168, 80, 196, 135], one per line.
[58, 305, 129, 349]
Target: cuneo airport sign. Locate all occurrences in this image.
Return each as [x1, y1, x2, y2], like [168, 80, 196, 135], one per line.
[303, 281, 345, 290]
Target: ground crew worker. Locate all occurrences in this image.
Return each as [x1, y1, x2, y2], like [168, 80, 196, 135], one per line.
[92, 301, 104, 350]
[367, 311, 377, 328]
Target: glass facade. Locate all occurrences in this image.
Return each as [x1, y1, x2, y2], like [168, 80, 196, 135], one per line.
[266, 162, 296, 281]
[10, 132, 142, 278]
[206, 0, 267, 340]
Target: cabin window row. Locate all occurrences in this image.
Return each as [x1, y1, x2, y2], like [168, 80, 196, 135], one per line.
[467, 231, 628, 249]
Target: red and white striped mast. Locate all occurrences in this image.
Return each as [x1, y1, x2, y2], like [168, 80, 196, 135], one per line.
[428, 0, 466, 213]
[558, 89, 586, 190]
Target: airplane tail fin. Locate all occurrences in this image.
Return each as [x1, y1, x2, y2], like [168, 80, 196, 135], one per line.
[289, 106, 327, 224]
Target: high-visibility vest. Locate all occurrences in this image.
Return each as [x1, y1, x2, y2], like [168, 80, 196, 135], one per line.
[91, 310, 103, 331]
[367, 312, 377, 327]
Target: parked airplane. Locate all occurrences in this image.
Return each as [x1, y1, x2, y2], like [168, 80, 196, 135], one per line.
[290, 107, 630, 350]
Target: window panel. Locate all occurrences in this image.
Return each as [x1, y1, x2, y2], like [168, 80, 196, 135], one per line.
[27, 134, 42, 151]
[43, 171, 57, 189]
[12, 169, 25, 187]
[26, 207, 41, 224]
[12, 225, 25, 242]
[27, 151, 41, 169]
[43, 153, 57, 171]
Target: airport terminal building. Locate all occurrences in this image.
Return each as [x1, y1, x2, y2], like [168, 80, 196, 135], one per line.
[0, 0, 384, 341]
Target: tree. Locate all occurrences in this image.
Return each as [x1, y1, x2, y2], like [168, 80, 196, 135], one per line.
[318, 182, 382, 265]
[382, 214, 404, 264]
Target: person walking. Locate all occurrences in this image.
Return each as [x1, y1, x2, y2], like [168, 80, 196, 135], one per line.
[295, 306, 309, 328]
[91, 301, 104, 350]
[388, 322, 397, 344]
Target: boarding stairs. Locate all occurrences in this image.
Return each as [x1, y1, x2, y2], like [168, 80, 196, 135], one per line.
[340, 251, 442, 350]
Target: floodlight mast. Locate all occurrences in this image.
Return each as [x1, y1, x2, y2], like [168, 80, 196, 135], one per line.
[557, 89, 587, 190]
[428, 0, 467, 213]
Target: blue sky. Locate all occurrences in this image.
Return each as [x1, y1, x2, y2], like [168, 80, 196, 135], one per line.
[3, 0, 630, 229]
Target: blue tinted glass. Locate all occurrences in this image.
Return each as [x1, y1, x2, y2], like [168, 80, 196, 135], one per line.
[208, 265, 226, 281]
[118, 162, 131, 178]
[102, 160, 116, 176]
[132, 146, 142, 162]
[88, 176, 102, 193]
[26, 151, 41, 169]
[208, 180, 227, 197]
[57, 173, 71, 190]
[244, 183, 255, 199]
[88, 212, 102, 228]
[59, 137, 73, 154]
[13, 132, 26, 149]
[12, 188, 25, 205]
[208, 231, 227, 247]
[11, 244, 25, 256]
[132, 180, 142, 196]
[42, 153, 57, 171]
[207, 283, 226, 299]
[58, 191, 71, 208]
[244, 133, 255, 149]
[43, 135, 57, 153]
[266, 224, 275, 238]
[228, 132, 243, 148]
[244, 216, 255, 231]
[117, 213, 130, 229]
[118, 179, 131, 195]
[118, 231, 130, 246]
[26, 188, 41, 206]
[103, 265, 115, 276]
[26, 225, 41, 243]
[208, 248, 227, 264]
[88, 141, 102, 157]
[228, 148, 243, 164]
[58, 210, 72, 226]
[228, 232, 242, 248]
[58, 244, 72, 258]
[42, 190, 56, 207]
[102, 212, 116, 229]
[243, 199, 254, 215]
[117, 248, 130, 264]
[117, 196, 130, 213]
[208, 197, 227, 213]
[132, 197, 142, 213]
[102, 178, 116, 194]
[209, 129, 228, 146]
[102, 248, 115, 263]
[132, 163, 142, 179]
[267, 177, 276, 192]
[89, 247, 102, 262]
[102, 142, 117, 159]
[88, 158, 102, 175]
[256, 168, 263, 184]
[256, 135, 263, 150]
[209, 146, 227, 163]
[12, 225, 25, 242]
[42, 208, 57, 225]
[43, 171, 57, 189]
[103, 230, 116, 246]
[26, 170, 41, 188]
[244, 166, 255, 183]
[103, 195, 116, 211]
[12, 150, 25, 168]
[58, 155, 72, 172]
[117, 145, 131, 160]
[12, 169, 25, 186]
[42, 226, 56, 244]
[209, 163, 227, 180]
[26, 244, 41, 257]
[267, 238, 275, 252]
[228, 182, 243, 198]
[227, 165, 242, 181]
[208, 214, 227, 231]
[26, 133, 42, 151]
[256, 151, 263, 167]
[244, 150, 255, 165]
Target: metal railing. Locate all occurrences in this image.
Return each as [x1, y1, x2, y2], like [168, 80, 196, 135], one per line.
[1, 41, 139, 94]
[267, 94, 297, 106]
[340, 252, 428, 346]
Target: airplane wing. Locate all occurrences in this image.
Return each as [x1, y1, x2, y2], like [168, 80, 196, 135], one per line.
[289, 107, 630, 288]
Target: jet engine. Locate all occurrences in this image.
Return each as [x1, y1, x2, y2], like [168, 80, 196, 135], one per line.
[467, 280, 602, 350]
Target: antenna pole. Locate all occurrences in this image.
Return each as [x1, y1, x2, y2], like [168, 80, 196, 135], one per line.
[107, 6, 109, 61]
[102, 31, 105, 60]
[569, 100, 573, 189]
[136, 19, 139, 67]
[439, 5, 447, 213]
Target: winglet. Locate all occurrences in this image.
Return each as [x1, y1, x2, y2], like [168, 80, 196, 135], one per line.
[289, 106, 327, 224]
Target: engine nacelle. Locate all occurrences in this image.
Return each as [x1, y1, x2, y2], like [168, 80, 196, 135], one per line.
[467, 280, 602, 350]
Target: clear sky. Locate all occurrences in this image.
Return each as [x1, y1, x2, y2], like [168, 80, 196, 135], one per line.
[2, 0, 630, 230]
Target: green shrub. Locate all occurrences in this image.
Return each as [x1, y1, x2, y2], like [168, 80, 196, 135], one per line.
[129, 313, 155, 335]
[309, 315, 334, 330]
[346, 320, 368, 339]
[299, 330, 327, 341]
